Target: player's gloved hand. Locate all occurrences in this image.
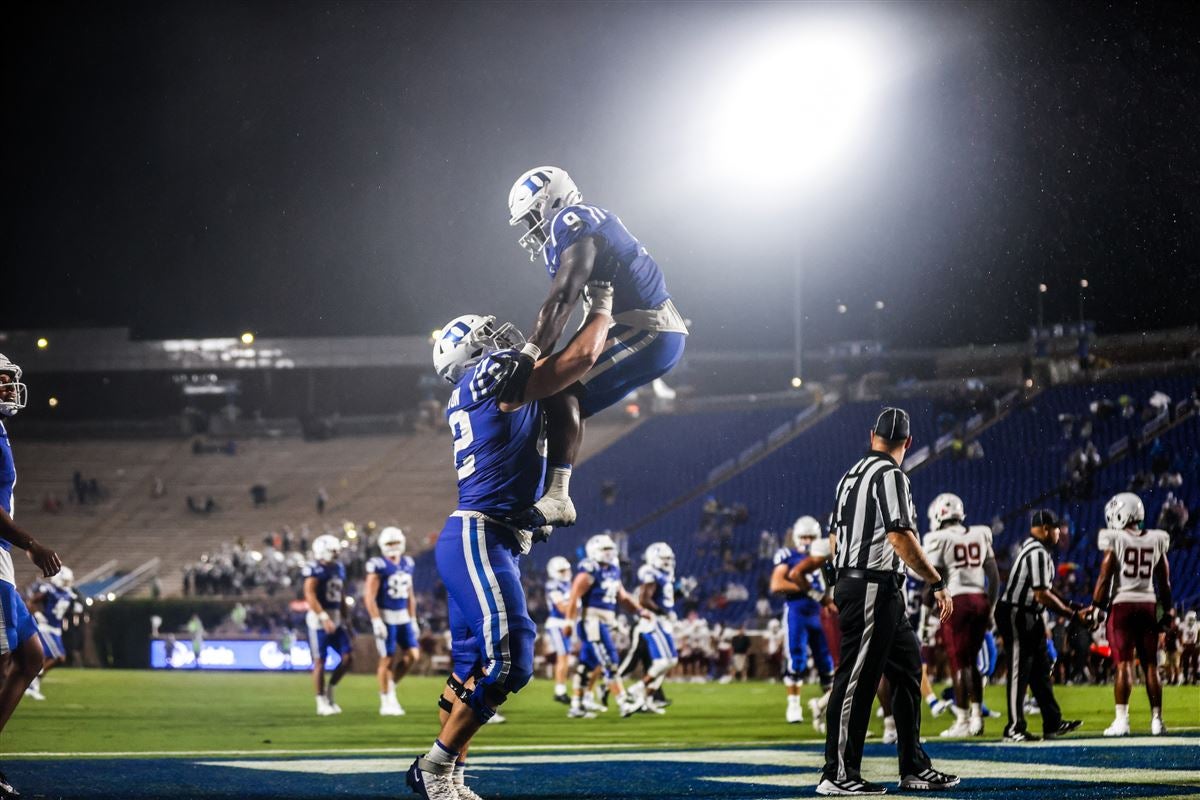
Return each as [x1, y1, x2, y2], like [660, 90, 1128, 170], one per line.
[532, 525, 552, 546]
[372, 618, 387, 639]
[583, 280, 615, 317]
[512, 528, 534, 556]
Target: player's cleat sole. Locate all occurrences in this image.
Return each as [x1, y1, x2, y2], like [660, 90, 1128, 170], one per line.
[816, 777, 887, 795]
[899, 769, 961, 791]
[1045, 719, 1082, 739]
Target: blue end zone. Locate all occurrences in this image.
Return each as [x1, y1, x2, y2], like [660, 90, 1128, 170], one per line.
[4, 739, 1198, 799]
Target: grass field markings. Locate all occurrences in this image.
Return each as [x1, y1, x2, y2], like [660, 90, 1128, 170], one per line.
[5, 731, 1198, 760]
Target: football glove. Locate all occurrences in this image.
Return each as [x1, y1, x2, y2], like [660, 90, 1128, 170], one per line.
[371, 618, 387, 639]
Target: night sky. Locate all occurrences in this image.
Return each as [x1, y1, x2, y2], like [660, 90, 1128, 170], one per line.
[5, 1, 1197, 352]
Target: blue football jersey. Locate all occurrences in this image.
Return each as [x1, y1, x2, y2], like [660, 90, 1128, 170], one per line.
[0, 421, 15, 551]
[773, 547, 823, 614]
[33, 582, 74, 629]
[578, 558, 621, 613]
[302, 560, 346, 612]
[637, 564, 676, 616]
[446, 350, 546, 517]
[543, 204, 671, 316]
[367, 555, 415, 612]
[545, 578, 570, 621]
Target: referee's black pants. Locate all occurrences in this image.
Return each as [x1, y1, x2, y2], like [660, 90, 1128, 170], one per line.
[822, 576, 931, 783]
[996, 601, 1062, 736]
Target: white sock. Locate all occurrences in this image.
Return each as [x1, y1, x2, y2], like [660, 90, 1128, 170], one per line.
[388, 679, 397, 697]
[453, 763, 466, 786]
[787, 695, 801, 708]
[954, 706, 968, 723]
[884, 715, 896, 731]
[424, 740, 458, 769]
[969, 702, 982, 720]
[925, 692, 939, 706]
[546, 466, 572, 498]
[1151, 706, 1162, 720]
[1115, 704, 1129, 721]
[555, 682, 567, 695]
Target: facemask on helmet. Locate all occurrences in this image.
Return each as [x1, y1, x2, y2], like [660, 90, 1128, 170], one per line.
[379, 527, 406, 559]
[507, 166, 583, 261]
[0, 354, 28, 417]
[432, 314, 526, 384]
[1104, 492, 1145, 530]
[547, 556, 572, 581]
[51, 566, 74, 589]
[644, 542, 675, 572]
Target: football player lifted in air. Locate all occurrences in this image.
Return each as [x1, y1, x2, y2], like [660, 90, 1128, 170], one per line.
[0, 353, 63, 800]
[770, 516, 835, 725]
[543, 556, 576, 705]
[25, 566, 77, 701]
[563, 533, 654, 719]
[1092, 492, 1173, 736]
[626, 542, 680, 714]
[506, 167, 688, 530]
[922, 493, 1000, 737]
[303, 534, 355, 716]
[406, 283, 615, 800]
[365, 527, 420, 716]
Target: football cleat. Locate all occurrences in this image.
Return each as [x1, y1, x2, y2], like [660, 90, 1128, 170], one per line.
[1045, 719, 1082, 739]
[316, 696, 337, 716]
[567, 706, 596, 719]
[786, 704, 804, 724]
[881, 725, 898, 745]
[455, 783, 485, 800]
[23, 685, 45, 702]
[582, 695, 607, 713]
[1103, 718, 1131, 737]
[939, 720, 971, 738]
[620, 695, 647, 718]
[1003, 729, 1040, 743]
[553, 692, 571, 705]
[406, 758, 459, 800]
[899, 769, 961, 791]
[0, 770, 20, 799]
[1151, 717, 1166, 736]
[485, 711, 506, 725]
[381, 698, 406, 717]
[816, 777, 887, 795]
[929, 699, 953, 717]
[968, 716, 984, 737]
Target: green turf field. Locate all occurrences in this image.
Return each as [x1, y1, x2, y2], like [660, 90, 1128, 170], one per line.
[5, 669, 1198, 757]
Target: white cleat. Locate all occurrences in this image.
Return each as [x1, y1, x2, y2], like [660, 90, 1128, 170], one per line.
[24, 684, 46, 701]
[567, 706, 596, 719]
[968, 716, 984, 737]
[316, 696, 337, 716]
[940, 720, 971, 738]
[809, 699, 826, 733]
[620, 694, 647, 718]
[1151, 717, 1166, 736]
[380, 698, 405, 717]
[786, 704, 804, 724]
[1103, 718, 1131, 737]
[882, 726, 898, 745]
[582, 696, 607, 713]
[930, 699, 953, 717]
[485, 711, 506, 725]
[455, 782, 486, 800]
[406, 758, 459, 800]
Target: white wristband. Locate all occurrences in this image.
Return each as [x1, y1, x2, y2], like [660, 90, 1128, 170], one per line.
[520, 342, 542, 361]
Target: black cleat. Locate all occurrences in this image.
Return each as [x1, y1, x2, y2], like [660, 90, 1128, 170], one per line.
[553, 692, 571, 705]
[1003, 729, 1040, 743]
[0, 771, 22, 799]
[1044, 719, 1083, 739]
[816, 777, 887, 795]
[900, 768, 961, 791]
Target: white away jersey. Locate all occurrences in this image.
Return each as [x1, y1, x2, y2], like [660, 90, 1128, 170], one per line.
[924, 524, 994, 597]
[1098, 527, 1169, 605]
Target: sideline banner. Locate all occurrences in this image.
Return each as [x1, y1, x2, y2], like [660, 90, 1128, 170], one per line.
[150, 638, 341, 671]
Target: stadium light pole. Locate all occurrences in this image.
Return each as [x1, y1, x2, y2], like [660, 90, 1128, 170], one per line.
[701, 23, 888, 389]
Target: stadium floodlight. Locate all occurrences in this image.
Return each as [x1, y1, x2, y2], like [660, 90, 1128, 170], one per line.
[240, 332, 255, 345]
[704, 22, 888, 191]
[36, 337, 48, 349]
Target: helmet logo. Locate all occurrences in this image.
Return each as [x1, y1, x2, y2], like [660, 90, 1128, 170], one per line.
[521, 171, 551, 196]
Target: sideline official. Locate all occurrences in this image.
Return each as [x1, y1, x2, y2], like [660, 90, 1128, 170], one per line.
[996, 509, 1085, 742]
[818, 408, 959, 796]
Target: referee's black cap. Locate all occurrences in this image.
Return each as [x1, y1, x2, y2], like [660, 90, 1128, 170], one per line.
[873, 407, 911, 442]
[1031, 508, 1060, 528]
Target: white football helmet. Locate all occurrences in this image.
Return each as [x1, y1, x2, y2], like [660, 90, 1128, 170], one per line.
[0, 353, 28, 417]
[50, 566, 74, 589]
[379, 527, 406, 559]
[311, 534, 342, 564]
[927, 493, 966, 529]
[431, 314, 526, 384]
[547, 556, 572, 581]
[791, 516, 822, 550]
[644, 542, 676, 572]
[508, 166, 583, 261]
[1186, 610, 1198, 624]
[586, 533, 619, 566]
[1104, 492, 1145, 530]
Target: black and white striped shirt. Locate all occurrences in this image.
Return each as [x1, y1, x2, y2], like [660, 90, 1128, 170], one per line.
[1001, 537, 1054, 609]
[831, 451, 918, 573]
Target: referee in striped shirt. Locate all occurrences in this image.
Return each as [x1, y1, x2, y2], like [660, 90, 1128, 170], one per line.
[818, 408, 959, 796]
[995, 509, 1084, 742]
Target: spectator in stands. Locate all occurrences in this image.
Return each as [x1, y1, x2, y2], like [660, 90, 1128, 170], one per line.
[73, 470, 86, 504]
[151, 476, 166, 498]
[250, 484, 268, 507]
[316, 487, 328, 515]
[600, 480, 618, 507]
[1157, 493, 1190, 546]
